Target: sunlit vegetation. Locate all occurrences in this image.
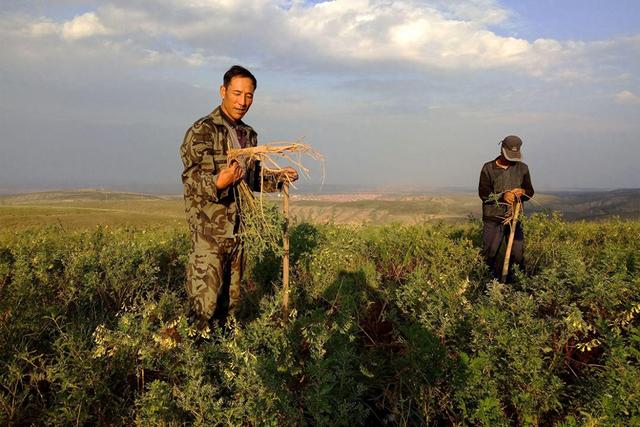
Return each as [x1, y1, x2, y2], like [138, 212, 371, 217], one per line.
[1, 210, 639, 425]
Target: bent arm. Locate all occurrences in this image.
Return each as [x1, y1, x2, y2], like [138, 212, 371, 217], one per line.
[521, 167, 534, 201]
[180, 125, 230, 202]
[478, 166, 493, 202]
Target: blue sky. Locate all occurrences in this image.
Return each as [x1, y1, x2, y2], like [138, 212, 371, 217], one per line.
[503, 0, 640, 41]
[0, 0, 639, 192]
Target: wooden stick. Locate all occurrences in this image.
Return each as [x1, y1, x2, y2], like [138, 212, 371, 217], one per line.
[501, 201, 521, 283]
[282, 182, 290, 312]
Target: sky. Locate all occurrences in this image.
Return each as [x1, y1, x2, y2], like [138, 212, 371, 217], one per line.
[1, 0, 639, 193]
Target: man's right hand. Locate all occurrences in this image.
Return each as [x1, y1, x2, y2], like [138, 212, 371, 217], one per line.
[216, 161, 244, 190]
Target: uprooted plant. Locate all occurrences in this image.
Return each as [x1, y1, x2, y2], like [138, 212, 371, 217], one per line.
[227, 142, 324, 258]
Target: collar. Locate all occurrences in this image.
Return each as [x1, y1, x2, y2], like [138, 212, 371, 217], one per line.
[206, 109, 259, 149]
[211, 105, 251, 127]
[219, 107, 237, 126]
[493, 156, 512, 170]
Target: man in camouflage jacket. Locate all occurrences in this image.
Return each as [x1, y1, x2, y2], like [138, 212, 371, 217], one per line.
[180, 65, 297, 328]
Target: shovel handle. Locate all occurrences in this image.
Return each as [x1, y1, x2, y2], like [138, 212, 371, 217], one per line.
[501, 201, 521, 283]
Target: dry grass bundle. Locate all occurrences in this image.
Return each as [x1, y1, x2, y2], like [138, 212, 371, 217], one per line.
[228, 142, 324, 188]
[228, 142, 324, 258]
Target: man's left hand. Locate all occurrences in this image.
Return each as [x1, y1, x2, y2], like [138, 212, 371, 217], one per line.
[503, 188, 525, 205]
[278, 167, 299, 183]
[512, 188, 525, 197]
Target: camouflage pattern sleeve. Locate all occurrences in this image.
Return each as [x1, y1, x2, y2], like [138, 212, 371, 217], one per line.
[180, 120, 230, 202]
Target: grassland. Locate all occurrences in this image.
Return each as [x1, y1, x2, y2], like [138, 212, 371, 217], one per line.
[0, 190, 185, 229]
[1, 188, 638, 230]
[1, 213, 639, 425]
[1, 189, 640, 424]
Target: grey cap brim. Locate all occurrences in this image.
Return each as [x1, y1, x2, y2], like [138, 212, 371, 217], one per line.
[502, 146, 522, 162]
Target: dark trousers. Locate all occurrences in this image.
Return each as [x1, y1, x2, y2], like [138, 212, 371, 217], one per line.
[482, 220, 524, 281]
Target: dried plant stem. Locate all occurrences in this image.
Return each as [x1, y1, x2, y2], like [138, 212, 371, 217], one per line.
[235, 181, 282, 257]
[282, 182, 290, 313]
[501, 200, 521, 283]
[230, 142, 324, 260]
[228, 142, 325, 189]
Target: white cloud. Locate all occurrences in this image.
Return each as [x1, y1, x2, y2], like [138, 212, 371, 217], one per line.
[284, 0, 541, 71]
[62, 12, 109, 40]
[6, 0, 628, 80]
[615, 90, 640, 105]
[1, 1, 639, 190]
[184, 52, 207, 66]
[3, 1, 639, 86]
[29, 19, 59, 37]
[12, 0, 563, 75]
[437, 0, 509, 25]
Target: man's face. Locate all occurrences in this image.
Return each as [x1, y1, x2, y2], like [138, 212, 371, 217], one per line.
[220, 76, 255, 122]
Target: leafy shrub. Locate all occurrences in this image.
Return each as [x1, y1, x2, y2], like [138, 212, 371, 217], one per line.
[1, 217, 639, 425]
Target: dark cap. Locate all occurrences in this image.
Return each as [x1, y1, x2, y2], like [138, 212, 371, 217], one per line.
[501, 135, 522, 162]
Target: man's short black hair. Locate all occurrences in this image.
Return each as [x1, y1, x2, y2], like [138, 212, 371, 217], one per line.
[223, 65, 257, 89]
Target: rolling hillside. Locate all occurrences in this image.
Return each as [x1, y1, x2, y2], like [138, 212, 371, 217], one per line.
[0, 188, 638, 229]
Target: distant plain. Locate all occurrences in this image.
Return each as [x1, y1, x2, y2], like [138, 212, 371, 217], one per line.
[1, 188, 638, 231]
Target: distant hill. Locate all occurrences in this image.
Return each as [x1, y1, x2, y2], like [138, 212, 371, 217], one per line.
[0, 188, 638, 229]
[0, 189, 179, 205]
[531, 189, 640, 220]
[0, 189, 184, 230]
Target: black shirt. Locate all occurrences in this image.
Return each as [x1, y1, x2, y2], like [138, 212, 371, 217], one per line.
[478, 158, 534, 222]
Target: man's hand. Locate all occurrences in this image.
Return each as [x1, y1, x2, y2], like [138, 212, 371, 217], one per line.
[278, 167, 299, 183]
[503, 188, 524, 205]
[512, 188, 525, 197]
[216, 161, 244, 190]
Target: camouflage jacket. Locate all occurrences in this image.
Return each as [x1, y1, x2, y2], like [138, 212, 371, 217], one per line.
[180, 106, 280, 238]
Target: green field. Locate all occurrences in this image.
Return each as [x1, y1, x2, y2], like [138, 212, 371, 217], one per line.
[1, 188, 639, 424]
[0, 191, 185, 229]
[1, 188, 637, 229]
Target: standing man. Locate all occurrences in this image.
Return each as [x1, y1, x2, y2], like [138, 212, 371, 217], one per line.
[180, 65, 297, 329]
[478, 135, 534, 281]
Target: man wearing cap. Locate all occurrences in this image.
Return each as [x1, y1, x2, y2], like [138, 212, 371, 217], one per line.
[478, 135, 534, 281]
[180, 65, 298, 330]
